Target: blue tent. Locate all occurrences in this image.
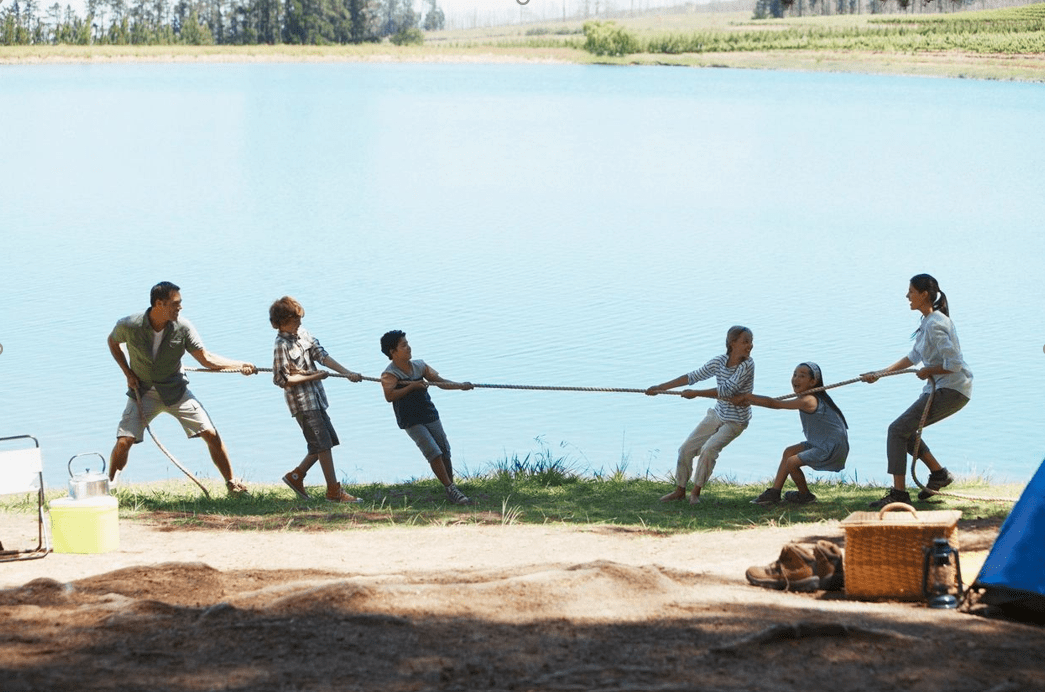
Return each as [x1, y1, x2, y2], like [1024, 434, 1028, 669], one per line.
[972, 458, 1045, 620]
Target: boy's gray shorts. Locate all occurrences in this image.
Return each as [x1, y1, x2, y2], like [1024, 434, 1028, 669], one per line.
[404, 419, 450, 462]
[295, 408, 339, 455]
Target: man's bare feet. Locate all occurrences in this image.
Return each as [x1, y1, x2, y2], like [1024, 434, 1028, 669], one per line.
[688, 493, 701, 505]
[659, 487, 686, 502]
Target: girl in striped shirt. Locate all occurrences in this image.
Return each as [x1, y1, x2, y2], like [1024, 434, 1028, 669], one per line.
[646, 325, 755, 504]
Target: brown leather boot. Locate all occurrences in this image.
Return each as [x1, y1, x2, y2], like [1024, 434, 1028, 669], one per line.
[745, 543, 820, 592]
[813, 540, 845, 591]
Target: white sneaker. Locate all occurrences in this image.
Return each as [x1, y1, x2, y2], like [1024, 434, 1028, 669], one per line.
[110, 469, 121, 493]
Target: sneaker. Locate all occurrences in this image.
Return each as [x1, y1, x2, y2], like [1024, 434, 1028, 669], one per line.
[225, 479, 249, 496]
[325, 483, 362, 504]
[868, 488, 912, 509]
[282, 471, 309, 500]
[784, 490, 818, 505]
[445, 483, 471, 505]
[918, 468, 955, 501]
[110, 468, 122, 493]
[751, 488, 781, 505]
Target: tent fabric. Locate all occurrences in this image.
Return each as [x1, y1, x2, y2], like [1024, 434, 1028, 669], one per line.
[972, 457, 1045, 615]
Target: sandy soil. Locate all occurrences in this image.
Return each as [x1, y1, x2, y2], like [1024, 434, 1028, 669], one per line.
[1, 514, 1042, 692]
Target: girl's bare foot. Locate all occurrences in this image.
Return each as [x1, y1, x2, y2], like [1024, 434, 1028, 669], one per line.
[689, 489, 702, 504]
[659, 488, 686, 502]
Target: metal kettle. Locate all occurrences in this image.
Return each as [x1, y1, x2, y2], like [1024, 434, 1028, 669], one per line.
[67, 453, 110, 500]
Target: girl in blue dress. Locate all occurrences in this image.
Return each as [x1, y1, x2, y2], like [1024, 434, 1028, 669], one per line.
[740, 362, 849, 505]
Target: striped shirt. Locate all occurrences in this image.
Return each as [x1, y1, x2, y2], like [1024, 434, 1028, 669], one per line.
[273, 327, 329, 416]
[686, 354, 755, 424]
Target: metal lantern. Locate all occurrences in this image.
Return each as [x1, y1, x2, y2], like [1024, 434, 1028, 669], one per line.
[922, 537, 964, 609]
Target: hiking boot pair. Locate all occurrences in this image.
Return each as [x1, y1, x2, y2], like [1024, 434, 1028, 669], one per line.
[918, 468, 954, 501]
[868, 488, 912, 509]
[745, 540, 844, 592]
[745, 543, 821, 592]
[750, 488, 817, 505]
[445, 483, 471, 505]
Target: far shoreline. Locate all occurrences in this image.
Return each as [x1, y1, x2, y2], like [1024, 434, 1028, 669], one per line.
[3, 43, 1045, 82]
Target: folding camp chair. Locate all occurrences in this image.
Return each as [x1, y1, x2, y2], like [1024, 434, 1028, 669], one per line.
[0, 435, 51, 561]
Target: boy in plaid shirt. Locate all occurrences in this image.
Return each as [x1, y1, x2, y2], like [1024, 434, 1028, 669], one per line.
[270, 296, 364, 503]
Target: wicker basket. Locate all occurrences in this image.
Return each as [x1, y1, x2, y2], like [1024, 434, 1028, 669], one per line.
[840, 502, 962, 600]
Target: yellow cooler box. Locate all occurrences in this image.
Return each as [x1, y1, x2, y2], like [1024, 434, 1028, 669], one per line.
[50, 495, 119, 554]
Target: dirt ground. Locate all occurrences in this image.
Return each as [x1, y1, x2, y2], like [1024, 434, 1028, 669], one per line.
[1, 514, 1042, 692]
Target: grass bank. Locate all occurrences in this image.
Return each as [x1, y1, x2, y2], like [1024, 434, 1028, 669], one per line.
[3, 461, 1019, 534]
[3, 4, 1045, 81]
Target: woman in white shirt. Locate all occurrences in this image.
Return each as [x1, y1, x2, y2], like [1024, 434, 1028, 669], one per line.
[861, 273, 972, 509]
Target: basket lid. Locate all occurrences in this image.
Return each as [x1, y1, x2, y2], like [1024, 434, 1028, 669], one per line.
[840, 502, 962, 528]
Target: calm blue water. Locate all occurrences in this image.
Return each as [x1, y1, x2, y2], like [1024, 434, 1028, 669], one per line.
[2, 62, 1043, 491]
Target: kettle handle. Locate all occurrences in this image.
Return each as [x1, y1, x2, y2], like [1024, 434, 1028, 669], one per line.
[67, 452, 107, 477]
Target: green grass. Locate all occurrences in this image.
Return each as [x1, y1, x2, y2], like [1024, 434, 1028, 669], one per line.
[3, 456, 1018, 534]
[590, 3, 1045, 56]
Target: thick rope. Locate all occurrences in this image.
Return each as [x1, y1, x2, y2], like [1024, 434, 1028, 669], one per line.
[185, 365, 1015, 503]
[184, 367, 685, 395]
[773, 368, 918, 400]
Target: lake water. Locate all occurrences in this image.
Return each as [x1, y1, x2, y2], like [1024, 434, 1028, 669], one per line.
[2, 62, 1043, 492]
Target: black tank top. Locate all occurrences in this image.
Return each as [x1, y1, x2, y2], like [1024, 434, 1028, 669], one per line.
[385, 360, 439, 429]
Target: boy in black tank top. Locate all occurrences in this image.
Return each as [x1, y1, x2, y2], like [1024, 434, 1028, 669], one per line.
[380, 330, 474, 505]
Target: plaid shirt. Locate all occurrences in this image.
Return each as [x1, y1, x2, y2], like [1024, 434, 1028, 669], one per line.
[273, 327, 329, 416]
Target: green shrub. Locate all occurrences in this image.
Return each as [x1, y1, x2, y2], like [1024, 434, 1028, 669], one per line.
[583, 20, 641, 56]
[390, 26, 424, 46]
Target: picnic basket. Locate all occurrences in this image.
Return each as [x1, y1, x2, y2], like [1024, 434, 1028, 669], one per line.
[840, 502, 962, 600]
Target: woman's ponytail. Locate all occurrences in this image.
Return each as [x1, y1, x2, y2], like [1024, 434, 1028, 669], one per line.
[910, 273, 949, 316]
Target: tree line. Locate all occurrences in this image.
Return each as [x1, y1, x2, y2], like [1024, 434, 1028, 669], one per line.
[0, 0, 444, 45]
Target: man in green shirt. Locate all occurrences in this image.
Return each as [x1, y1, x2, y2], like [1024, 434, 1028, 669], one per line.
[108, 281, 257, 495]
